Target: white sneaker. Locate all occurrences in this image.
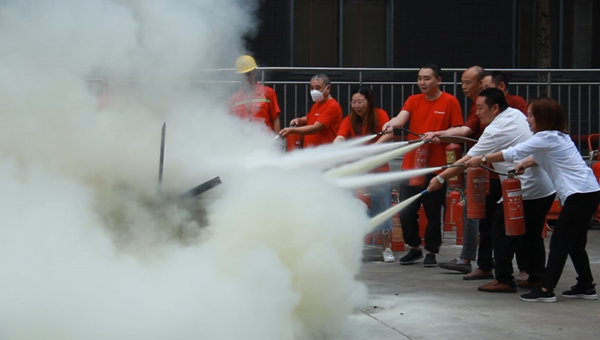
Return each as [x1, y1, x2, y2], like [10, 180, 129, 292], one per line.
[383, 248, 395, 263]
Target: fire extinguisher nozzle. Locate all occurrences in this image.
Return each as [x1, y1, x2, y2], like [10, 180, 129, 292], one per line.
[443, 163, 466, 169]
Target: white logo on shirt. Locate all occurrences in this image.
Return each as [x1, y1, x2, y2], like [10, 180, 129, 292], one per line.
[315, 113, 320, 116]
[434, 111, 446, 115]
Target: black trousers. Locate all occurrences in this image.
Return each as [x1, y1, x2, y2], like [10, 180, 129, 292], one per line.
[542, 191, 600, 291]
[476, 179, 502, 272]
[491, 193, 556, 285]
[398, 174, 446, 253]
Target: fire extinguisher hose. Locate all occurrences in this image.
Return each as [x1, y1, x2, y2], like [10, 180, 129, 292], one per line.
[478, 164, 514, 177]
[438, 135, 479, 143]
[370, 190, 428, 229]
[332, 164, 465, 190]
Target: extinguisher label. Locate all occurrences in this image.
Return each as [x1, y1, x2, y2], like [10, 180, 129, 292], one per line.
[506, 190, 522, 197]
[505, 189, 524, 219]
[446, 151, 458, 180]
[392, 216, 403, 242]
[446, 151, 456, 163]
[414, 146, 429, 168]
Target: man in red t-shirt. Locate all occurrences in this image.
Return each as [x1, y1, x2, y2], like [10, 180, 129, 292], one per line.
[380, 64, 464, 267]
[481, 71, 528, 114]
[422, 66, 491, 278]
[229, 55, 281, 133]
[279, 74, 342, 147]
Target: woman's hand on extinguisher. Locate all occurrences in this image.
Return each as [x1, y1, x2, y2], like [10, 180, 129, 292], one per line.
[464, 156, 484, 168]
[514, 163, 526, 175]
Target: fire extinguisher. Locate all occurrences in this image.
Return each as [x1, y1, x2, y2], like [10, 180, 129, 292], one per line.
[591, 150, 600, 183]
[409, 143, 430, 186]
[285, 122, 302, 152]
[502, 171, 525, 236]
[390, 203, 405, 251]
[593, 161, 600, 184]
[466, 167, 486, 219]
[484, 168, 490, 194]
[444, 190, 462, 231]
[445, 143, 464, 188]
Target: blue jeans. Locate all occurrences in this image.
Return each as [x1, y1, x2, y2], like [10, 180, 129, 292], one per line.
[461, 212, 479, 261]
[368, 183, 392, 231]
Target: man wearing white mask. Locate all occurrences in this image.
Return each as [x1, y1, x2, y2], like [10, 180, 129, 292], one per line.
[279, 74, 343, 147]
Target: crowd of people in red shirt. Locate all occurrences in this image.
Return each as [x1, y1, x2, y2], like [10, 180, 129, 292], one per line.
[228, 55, 599, 303]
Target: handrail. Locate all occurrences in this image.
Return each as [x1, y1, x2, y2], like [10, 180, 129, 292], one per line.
[190, 67, 600, 73]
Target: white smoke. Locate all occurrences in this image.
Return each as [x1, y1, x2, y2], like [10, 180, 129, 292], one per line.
[0, 1, 370, 339]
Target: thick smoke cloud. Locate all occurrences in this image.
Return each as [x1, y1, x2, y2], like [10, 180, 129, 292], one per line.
[0, 1, 371, 339]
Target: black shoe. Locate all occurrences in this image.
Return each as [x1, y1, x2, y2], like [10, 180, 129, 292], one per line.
[520, 287, 556, 302]
[439, 258, 472, 274]
[399, 248, 423, 265]
[423, 253, 437, 267]
[561, 285, 598, 300]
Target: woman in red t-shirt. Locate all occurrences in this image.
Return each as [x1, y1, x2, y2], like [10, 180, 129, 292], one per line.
[334, 86, 394, 263]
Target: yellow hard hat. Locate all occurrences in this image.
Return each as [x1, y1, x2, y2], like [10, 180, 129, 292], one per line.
[235, 55, 257, 74]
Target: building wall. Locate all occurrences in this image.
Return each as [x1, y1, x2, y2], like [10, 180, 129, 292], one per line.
[244, 0, 599, 129]
[392, 1, 514, 69]
[247, 1, 290, 68]
[250, 1, 515, 69]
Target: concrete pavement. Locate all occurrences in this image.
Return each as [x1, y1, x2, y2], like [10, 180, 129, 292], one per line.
[350, 228, 600, 340]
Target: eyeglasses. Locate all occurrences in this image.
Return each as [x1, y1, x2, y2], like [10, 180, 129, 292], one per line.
[350, 100, 366, 106]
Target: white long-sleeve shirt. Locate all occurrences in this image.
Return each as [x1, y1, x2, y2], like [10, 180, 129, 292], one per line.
[467, 107, 555, 200]
[502, 130, 600, 204]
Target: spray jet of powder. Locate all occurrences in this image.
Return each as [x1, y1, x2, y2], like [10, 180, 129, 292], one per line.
[325, 141, 426, 178]
[0, 1, 371, 339]
[250, 141, 407, 171]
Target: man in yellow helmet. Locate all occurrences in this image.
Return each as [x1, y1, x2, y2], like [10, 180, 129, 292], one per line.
[229, 55, 281, 133]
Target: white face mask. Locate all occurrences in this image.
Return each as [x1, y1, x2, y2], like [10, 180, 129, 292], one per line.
[310, 86, 329, 102]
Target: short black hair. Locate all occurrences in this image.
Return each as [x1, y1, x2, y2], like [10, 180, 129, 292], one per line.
[478, 88, 508, 112]
[311, 74, 331, 87]
[420, 63, 442, 79]
[484, 71, 510, 87]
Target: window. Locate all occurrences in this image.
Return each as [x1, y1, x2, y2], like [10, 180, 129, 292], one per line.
[292, 0, 391, 67]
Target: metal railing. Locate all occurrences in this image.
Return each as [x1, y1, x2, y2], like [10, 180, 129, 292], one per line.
[90, 67, 600, 154]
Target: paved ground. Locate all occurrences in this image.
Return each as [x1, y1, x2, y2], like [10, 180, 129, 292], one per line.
[350, 227, 600, 340]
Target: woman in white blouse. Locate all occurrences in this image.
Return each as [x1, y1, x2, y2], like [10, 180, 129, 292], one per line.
[466, 97, 600, 302]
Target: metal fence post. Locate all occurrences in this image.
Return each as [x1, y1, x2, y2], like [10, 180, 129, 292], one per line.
[547, 71, 552, 97]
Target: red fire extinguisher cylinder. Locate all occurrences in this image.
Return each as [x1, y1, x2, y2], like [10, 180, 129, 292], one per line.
[409, 144, 430, 187]
[445, 143, 464, 188]
[502, 173, 525, 236]
[285, 122, 302, 152]
[466, 167, 486, 219]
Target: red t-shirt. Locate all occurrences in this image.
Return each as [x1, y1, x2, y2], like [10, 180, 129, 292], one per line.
[229, 84, 281, 131]
[464, 101, 481, 139]
[337, 108, 390, 172]
[401, 92, 464, 171]
[304, 98, 343, 147]
[506, 93, 528, 115]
